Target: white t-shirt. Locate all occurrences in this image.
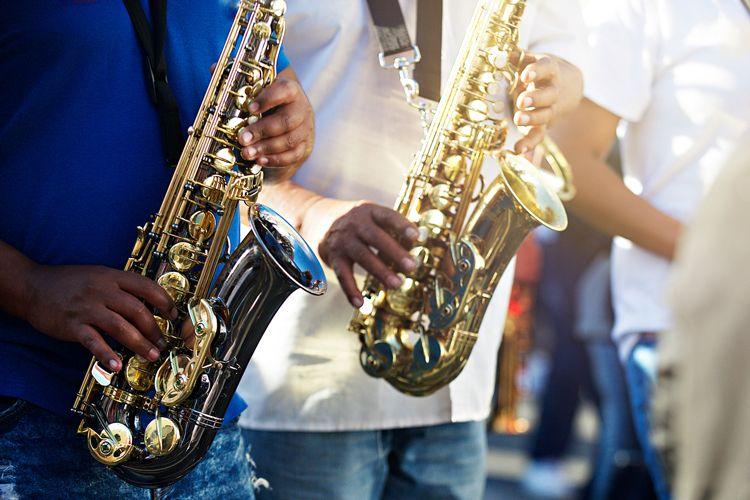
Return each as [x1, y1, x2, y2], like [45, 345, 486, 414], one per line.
[583, 0, 750, 359]
[238, 0, 587, 431]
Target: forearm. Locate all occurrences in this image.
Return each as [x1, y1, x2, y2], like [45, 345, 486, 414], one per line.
[257, 180, 322, 230]
[0, 241, 37, 321]
[563, 148, 682, 260]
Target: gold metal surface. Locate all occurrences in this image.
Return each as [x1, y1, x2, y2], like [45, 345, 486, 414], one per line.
[144, 417, 181, 457]
[88, 423, 134, 466]
[201, 174, 227, 204]
[125, 355, 155, 392]
[168, 242, 202, 272]
[188, 211, 217, 240]
[157, 272, 190, 304]
[350, 0, 573, 396]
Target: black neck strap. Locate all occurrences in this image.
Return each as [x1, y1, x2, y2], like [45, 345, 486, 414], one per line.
[365, 0, 443, 102]
[123, 0, 184, 167]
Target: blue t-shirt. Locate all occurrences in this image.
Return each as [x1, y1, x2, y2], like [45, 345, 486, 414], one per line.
[0, 1, 289, 420]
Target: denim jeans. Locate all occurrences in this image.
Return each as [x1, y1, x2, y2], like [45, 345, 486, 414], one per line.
[587, 340, 654, 500]
[625, 337, 671, 500]
[242, 421, 486, 500]
[0, 398, 257, 499]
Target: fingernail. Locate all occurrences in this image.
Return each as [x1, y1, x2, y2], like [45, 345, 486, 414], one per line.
[243, 147, 258, 160]
[240, 131, 253, 145]
[249, 102, 260, 113]
[108, 359, 120, 371]
[387, 275, 403, 289]
[259, 157, 269, 165]
[156, 338, 168, 351]
[516, 112, 530, 125]
[401, 257, 417, 272]
[524, 70, 536, 83]
[522, 96, 533, 109]
[148, 348, 160, 361]
[170, 308, 178, 320]
[405, 227, 419, 241]
[352, 297, 364, 308]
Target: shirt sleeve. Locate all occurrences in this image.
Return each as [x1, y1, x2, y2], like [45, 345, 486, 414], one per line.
[277, 45, 290, 73]
[527, 0, 589, 78]
[582, 0, 657, 122]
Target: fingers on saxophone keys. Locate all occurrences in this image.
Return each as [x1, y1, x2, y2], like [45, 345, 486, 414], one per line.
[521, 55, 556, 85]
[514, 107, 553, 128]
[109, 291, 166, 350]
[94, 308, 160, 363]
[357, 223, 416, 275]
[240, 111, 304, 149]
[516, 86, 558, 111]
[331, 257, 363, 308]
[348, 241, 403, 290]
[370, 207, 420, 245]
[242, 128, 306, 160]
[117, 272, 177, 320]
[77, 325, 121, 372]
[250, 77, 301, 115]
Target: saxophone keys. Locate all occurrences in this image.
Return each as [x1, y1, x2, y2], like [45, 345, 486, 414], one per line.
[427, 183, 453, 211]
[419, 209, 448, 236]
[465, 100, 489, 122]
[168, 242, 202, 272]
[212, 147, 236, 173]
[235, 83, 264, 111]
[224, 117, 247, 138]
[154, 315, 181, 344]
[144, 417, 181, 457]
[252, 21, 272, 40]
[91, 361, 115, 386]
[201, 175, 228, 204]
[269, 0, 287, 17]
[360, 342, 395, 378]
[487, 46, 509, 70]
[412, 335, 443, 372]
[188, 211, 217, 240]
[157, 272, 190, 304]
[89, 423, 134, 466]
[385, 277, 420, 316]
[441, 155, 466, 182]
[125, 355, 155, 392]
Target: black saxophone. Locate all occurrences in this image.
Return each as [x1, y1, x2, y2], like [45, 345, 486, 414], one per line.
[72, 0, 327, 488]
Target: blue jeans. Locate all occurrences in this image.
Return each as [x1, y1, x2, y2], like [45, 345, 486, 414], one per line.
[625, 338, 671, 500]
[587, 341, 653, 500]
[0, 399, 257, 499]
[242, 421, 486, 500]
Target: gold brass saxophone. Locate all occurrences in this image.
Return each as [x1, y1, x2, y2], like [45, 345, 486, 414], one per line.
[71, 0, 326, 488]
[350, 0, 571, 396]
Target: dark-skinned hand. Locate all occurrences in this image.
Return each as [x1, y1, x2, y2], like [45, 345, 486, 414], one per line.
[24, 265, 177, 372]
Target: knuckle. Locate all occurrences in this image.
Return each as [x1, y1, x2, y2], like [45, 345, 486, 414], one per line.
[285, 133, 296, 149]
[282, 113, 294, 132]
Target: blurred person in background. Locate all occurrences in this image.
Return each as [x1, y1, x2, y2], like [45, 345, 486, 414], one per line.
[655, 139, 750, 500]
[550, 0, 750, 498]
[520, 219, 600, 499]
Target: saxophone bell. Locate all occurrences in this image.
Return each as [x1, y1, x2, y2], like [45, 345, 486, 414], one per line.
[110, 204, 326, 488]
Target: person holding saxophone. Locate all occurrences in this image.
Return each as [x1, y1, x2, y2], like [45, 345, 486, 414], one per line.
[549, 0, 750, 497]
[237, 1, 587, 497]
[0, 2, 315, 497]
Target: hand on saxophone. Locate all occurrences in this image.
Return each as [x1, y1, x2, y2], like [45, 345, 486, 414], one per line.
[17, 262, 176, 373]
[317, 203, 420, 308]
[512, 53, 583, 155]
[236, 67, 314, 182]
